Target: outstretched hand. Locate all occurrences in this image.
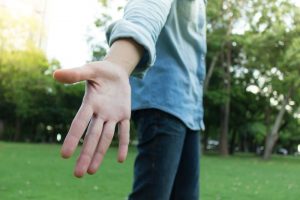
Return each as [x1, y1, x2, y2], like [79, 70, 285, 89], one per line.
[53, 60, 131, 178]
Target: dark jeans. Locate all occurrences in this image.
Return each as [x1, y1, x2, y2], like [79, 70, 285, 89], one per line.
[128, 109, 200, 200]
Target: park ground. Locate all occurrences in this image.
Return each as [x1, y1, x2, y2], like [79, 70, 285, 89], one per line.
[0, 142, 300, 200]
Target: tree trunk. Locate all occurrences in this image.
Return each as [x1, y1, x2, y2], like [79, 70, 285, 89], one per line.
[13, 118, 21, 141]
[204, 53, 219, 93]
[218, 0, 234, 156]
[0, 120, 4, 140]
[229, 130, 237, 155]
[263, 134, 279, 159]
[219, 40, 232, 156]
[263, 88, 292, 159]
[220, 99, 230, 155]
[243, 135, 250, 152]
[219, 53, 231, 155]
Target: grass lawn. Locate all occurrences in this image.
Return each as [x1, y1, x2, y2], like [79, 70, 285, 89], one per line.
[0, 142, 299, 200]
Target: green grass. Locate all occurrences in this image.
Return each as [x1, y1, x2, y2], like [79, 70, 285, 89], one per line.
[0, 142, 300, 200]
[201, 154, 300, 200]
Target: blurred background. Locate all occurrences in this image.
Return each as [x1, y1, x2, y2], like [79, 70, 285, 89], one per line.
[0, 0, 300, 199]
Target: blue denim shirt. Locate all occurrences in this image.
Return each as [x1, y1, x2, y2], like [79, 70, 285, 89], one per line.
[106, 0, 207, 130]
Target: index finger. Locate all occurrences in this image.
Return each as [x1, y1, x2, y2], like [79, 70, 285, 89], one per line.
[61, 103, 93, 158]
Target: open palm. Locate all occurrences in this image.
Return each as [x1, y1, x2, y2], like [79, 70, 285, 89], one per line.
[53, 60, 131, 177]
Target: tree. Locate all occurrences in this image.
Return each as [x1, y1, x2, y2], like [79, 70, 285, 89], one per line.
[240, 0, 300, 159]
[205, 0, 300, 157]
[206, 0, 247, 155]
[0, 8, 85, 142]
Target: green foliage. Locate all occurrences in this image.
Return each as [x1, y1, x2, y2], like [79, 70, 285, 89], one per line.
[205, 0, 300, 154]
[0, 44, 85, 141]
[246, 122, 267, 143]
[0, 8, 87, 141]
[98, 0, 108, 7]
[0, 47, 48, 119]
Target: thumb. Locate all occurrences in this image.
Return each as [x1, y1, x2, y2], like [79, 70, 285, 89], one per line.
[53, 66, 94, 84]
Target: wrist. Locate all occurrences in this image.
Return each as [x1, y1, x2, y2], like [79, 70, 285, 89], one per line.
[104, 38, 143, 75]
[100, 60, 130, 80]
[103, 54, 132, 76]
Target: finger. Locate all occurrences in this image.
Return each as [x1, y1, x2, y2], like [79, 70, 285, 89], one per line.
[87, 121, 116, 174]
[117, 120, 130, 163]
[53, 65, 95, 84]
[61, 104, 93, 158]
[74, 117, 104, 178]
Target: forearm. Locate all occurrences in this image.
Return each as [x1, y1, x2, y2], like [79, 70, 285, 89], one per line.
[104, 38, 144, 76]
[106, 0, 174, 75]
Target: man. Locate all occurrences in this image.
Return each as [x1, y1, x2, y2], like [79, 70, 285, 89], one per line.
[54, 0, 206, 199]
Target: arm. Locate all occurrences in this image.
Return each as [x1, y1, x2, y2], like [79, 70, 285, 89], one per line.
[106, 0, 175, 76]
[53, 0, 174, 178]
[53, 39, 143, 178]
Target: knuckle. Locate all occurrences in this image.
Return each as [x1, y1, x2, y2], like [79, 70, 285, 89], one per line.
[72, 117, 87, 129]
[97, 149, 105, 157]
[120, 140, 129, 146]
[81, 153, 93, 161]
[103, 132, 114, 142]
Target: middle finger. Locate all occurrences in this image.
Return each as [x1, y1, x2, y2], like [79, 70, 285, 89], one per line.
[74, 116, 104, 177]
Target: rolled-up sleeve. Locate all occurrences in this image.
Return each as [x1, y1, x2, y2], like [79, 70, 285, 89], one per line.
[106, 0, 174, 77]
